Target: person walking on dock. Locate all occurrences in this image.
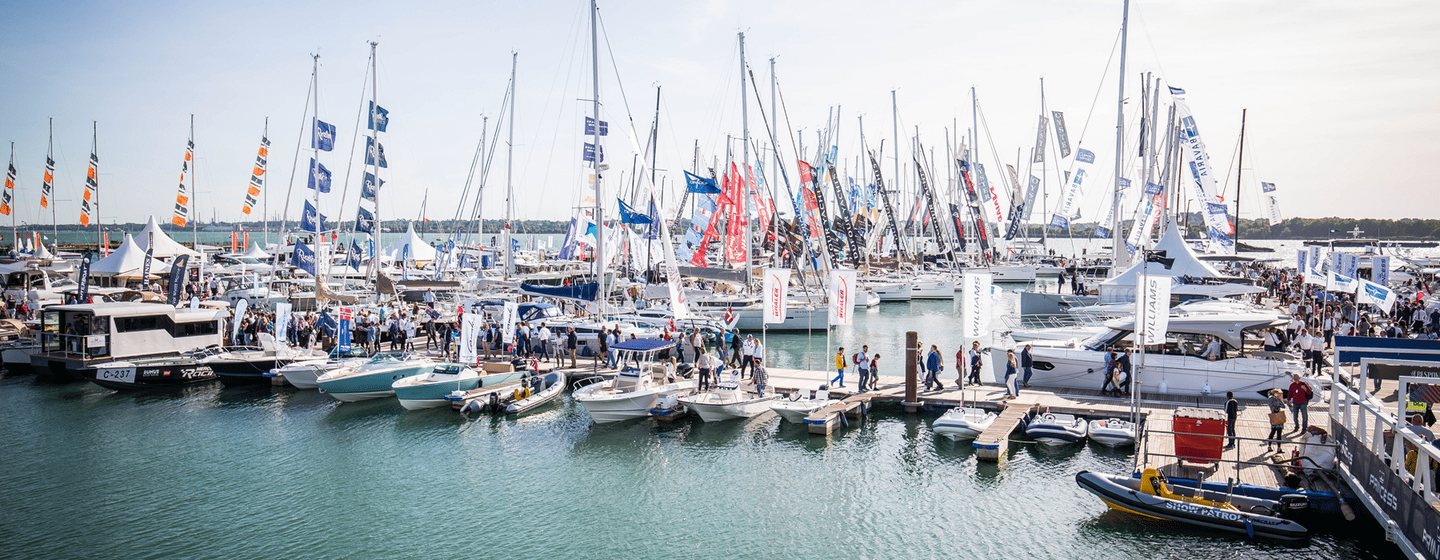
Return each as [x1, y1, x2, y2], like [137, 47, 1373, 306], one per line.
[1287, 373, 1313, 433]
[967, 341, 983, 386]
[923, 345, 942, 392]
[1266, 388, 1287, 453]
[832, 347, 847, 388]
[566, 327, 578, 368]
[1021, 344, 1034, 388]
[1224, 391, 1239, 449]
[868, 354, 880, 390]
[1004, 349, 1019, 399]
[856, 345, 871, 392]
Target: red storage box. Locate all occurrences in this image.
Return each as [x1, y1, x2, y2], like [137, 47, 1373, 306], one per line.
[1172, 407, 1227, 464]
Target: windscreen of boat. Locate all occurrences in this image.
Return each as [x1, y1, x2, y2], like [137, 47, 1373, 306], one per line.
[1079, 329, 1125, 351]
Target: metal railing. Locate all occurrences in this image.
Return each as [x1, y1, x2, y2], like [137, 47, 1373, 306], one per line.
[38, 332, 111, 359]
[1333, 381, 1440, 507]
[1139, 426, 1339, 481]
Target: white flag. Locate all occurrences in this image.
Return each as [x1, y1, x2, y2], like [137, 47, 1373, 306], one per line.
[762, 268, 791, 325]
[1136, 276, 1171, 345]
[1372, 255, 1391, 287]
[828, 269, 857, 326]
[961, 272, 993, 341]
[231, 299, 249, 344]
[1357, 279, 1397, 313]
[501, 301, 519, 344]
[459, 313, 480, 363]
[274, 302, 293, 348]
[1326, 271, 1358, 294]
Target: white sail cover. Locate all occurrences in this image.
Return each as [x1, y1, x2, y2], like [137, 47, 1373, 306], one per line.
[384, 222, 437, 264]
[134, 215, 201, 258]
[91, 233, 171, 278]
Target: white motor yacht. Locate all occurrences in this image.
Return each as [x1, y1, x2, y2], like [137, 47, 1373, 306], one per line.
[573, 339, 696, 424]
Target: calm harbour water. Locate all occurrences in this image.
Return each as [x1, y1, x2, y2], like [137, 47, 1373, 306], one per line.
[0, 296, 1397, 559]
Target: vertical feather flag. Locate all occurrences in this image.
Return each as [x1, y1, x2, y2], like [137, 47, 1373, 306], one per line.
[79, 151, 97, 227]
[240, 136, 270, 216]
[171, 140, 194, 227]
[40, 156, 53, 209]
[2, 149, 15, 217]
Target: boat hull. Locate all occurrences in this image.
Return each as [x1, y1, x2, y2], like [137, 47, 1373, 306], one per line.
[86, 362, 217, 391]
[993, 347, 1305, 398]
[770, 400, 829, 423]
[212, 358, 287, 385]
[574, 380, 695, 423]
[318, 362, 434, 402]
[682, 393, 780, 422]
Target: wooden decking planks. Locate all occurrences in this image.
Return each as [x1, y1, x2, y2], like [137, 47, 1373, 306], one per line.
[974, 404, 1035, 461]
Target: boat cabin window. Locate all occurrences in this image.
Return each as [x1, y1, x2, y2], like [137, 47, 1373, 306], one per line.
[115, 315, 166, 333]
[174, 320, 220, 337]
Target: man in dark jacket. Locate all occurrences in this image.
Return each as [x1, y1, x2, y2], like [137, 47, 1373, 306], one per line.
[1020, 344, 1034, 387]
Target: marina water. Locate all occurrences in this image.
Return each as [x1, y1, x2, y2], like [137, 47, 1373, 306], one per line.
[0, 294, 1396, 559]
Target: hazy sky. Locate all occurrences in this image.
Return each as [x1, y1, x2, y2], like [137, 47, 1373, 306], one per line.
[1, 0, 1436, 230]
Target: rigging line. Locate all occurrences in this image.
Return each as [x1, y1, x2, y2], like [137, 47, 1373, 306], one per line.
[516, 0, 584, 217]
[466, 84, 512, 226]
[1079, 95, 1147, 222]
[451, 119, 485, 224]
[274, 65, 316, 263]
[336, 47, 376, 250]
[1073, 27, 1124, 156]
[595, 10, 639, 148]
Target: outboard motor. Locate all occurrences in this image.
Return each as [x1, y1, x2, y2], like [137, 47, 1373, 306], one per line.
[1277, 494, 1310, 514]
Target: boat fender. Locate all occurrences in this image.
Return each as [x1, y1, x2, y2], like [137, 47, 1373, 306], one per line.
[461, 400, 482, 416]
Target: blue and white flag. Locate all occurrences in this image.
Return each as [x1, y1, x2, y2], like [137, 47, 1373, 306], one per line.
[361, 172, 383, 201]
[1049, 148, 1095, 229]
[1297, 249, 1308, 276]
[367, 102, 389, 132]
[684, 171, 721, 194]
[1358, 279, 1397, 313]
[293, 241, 318, 276]
[582, 143, 604, 163]
[348, 239, 363, 269]
[312, 119, 336, 151]
[583, 117, 608, 136]
[1261, 181, 1276, 193]
[307, 159, 331, 192]
[366, 137, 388, 168]
[356, 206, 375, 234]
[617, 198, 653, 225]
[1372, 255, 1391, 287]
[301, 200, 328, 233]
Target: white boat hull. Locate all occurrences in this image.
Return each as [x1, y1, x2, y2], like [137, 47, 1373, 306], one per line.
[574, 380, 696, 424]
[932, 407, 996, 440]
[683, 393, 780, 422]
[993, 346, 1307, 398]
[910, 277, 955, 300]
[1087, 419, 1137, 447]
[770, 400, 831, 423]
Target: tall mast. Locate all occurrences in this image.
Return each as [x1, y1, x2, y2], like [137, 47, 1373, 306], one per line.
[48, 118, 56, 247]
[262, 117, 270, 248]
[1040, 78, 1048, 246]
[769, 57, 779, 270]
[504, 51, 517, 279]
[589, 0, 605, 313]
[649, 84, 661, 278]
[891, 89, 900, 258]
[190, 113, 198, 247]
[310, 52, 322, 290]
[365, 42, 380, 283]
[93, 121, 100, 253]
[738, 31, 752, 289]
[1110, 0, 1131, 269]
[8, 142, 15, 254]
[1234, 108, 1247, 248]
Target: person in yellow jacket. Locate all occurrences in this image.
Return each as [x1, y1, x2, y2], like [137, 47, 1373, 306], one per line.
[831, 347, 847, 388]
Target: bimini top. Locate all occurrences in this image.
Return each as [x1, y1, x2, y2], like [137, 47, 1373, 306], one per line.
[611, 338, 675, 353]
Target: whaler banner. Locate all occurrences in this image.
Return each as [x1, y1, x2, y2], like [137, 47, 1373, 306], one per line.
[1170, 87, 1234, 253]
[961, 271, 993, 341]
[763, 268, 791, 325]
[1137, 275, 1171, 344]
[829, 269, 856, 326]
[1049, 148, 1095, 229]
[976, 163, 1006, 228]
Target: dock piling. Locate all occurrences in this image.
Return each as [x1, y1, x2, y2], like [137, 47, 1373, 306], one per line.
[902, 331, 920, 413]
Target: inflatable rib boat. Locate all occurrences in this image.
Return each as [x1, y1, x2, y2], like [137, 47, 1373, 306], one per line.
[1075, 469, 1310, 543]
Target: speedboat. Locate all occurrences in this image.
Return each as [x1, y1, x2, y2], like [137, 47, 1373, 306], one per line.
[770, 387, 836, 423]
[864, 279, 912, 302]
[680, 372, 780, 422]
[932, 406, 997, 440]
[317, 354, 435, 402]
[910, 275, 955, 300]
[1088, 418, 1138, 447]
[1025, 412, 1089, 445]
[1076, 468, 1310, 543]
[205, 334, 326, 385]
[506, 372, 566, 415]
[393, 364, 487, 410]
[87, 357, 216, 390]
[271, 346, 377, 389]
[573, 339, 696, 423]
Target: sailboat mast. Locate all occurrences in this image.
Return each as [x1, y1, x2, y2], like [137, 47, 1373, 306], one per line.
[190, 114, 198, 247]
[891, 89, 900, 259]
[1110, 0, 1131, 269]
[738, 31, 752, 290]
[48, 118, 56, 247]
[504, 51, 517, 279]
[311, 52, 322, 290]
[8, 142, 15, 254]
[93, 121, 100, 254]
[649, 84, 660, 278]
[1040, 78, 1048, 247]
[1234, 108, 1247, 248]
[769, 57, 779, 270]
[366, 43, 380, 283]
[589, 0, 605, 313]
[262, 117, 270, 248]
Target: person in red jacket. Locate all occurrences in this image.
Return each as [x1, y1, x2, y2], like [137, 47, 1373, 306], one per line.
[1287, 373, 1314, 433]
